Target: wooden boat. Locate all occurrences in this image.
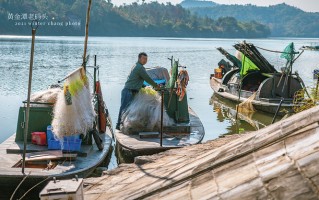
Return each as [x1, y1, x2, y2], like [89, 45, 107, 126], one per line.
[0, 73, 113, 199]
[300, 45, 319, 51]
[210, 42, 305, 115]
[84, 103, 319, 200]
[116, 107, 204, 156]
[116, 59, 205, 156]
[0, 1, 113, 199]
[0, 129, 112, 199]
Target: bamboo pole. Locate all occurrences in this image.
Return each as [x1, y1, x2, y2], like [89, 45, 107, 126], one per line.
[22, 22, 38, 174]
[160, 90, 164, 147]
[83, 0, 92, 70]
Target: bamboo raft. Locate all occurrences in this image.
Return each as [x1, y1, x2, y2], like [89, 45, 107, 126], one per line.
[84, 105, 319, 200]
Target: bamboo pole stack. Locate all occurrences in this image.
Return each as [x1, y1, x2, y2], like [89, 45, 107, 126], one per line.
[84, 106, 319, 200]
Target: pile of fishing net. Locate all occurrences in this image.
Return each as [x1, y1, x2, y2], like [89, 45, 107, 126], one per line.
[293, 89, 317, 113]
[30, 87, 62, 104]
[237, 92, 256, 114]
[51, 67, 96, 139]
[121, 87, 174, 135]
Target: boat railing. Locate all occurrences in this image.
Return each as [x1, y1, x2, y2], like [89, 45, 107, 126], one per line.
[22, 101, 54, 105]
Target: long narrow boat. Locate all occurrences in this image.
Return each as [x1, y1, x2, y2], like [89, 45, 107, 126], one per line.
[116, 59, 205, 156]
[300, 44, 319, 51]
[0, 129, 112, 198]
[0, 0, 112, 197]
[210, 42, 304, 115]
[0, 68, 113, 199]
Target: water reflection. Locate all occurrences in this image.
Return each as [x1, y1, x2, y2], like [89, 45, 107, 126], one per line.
[0, 36, 318, 171]
[209, 94, 277, 135]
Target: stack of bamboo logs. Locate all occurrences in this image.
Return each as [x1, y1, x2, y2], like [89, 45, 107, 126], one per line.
[84, 106, 319, 200]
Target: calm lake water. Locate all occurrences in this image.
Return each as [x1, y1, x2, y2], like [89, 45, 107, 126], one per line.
[0, 36, 318, 170]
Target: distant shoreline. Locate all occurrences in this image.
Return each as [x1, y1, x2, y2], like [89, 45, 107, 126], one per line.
[1, 35, 319, 40]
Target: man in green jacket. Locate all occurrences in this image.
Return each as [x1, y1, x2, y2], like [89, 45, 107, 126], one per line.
[116, 52, 159, 130]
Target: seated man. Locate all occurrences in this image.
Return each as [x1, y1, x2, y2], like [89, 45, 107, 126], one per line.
[116, 52, 159, 130]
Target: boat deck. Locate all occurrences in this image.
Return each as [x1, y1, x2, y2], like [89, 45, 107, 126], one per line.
[116, 108, 205, 155]
[0, 129, 112, 179]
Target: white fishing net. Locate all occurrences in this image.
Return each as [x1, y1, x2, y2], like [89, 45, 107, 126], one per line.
[121, 87, 174, 135]
[52, 67, 96, 138]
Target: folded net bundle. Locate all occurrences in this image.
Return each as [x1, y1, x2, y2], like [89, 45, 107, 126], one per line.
[237, 92, 257, 114]
[121, 87, 174, 134]
[52, 67, 95, 139]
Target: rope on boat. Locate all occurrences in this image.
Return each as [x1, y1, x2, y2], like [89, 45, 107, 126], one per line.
[10, 171, 31, 200]
[17, 176, 51, 200]
[255, 45, 299, 54]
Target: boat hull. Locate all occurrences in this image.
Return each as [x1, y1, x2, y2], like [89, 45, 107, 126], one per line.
[0, 128, 113, 199]
[115, 107, 205, 157]
[210, 77, 295, 115]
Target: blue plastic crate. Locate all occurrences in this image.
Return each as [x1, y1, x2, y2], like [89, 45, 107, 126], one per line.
[62, 138, 82, 152]
[47, 125, 81, 151]
[48, 139, 62, 150]
[47, 125, 80, 141]
[47, 125, 54, 142]
[48, 137, 82, 151]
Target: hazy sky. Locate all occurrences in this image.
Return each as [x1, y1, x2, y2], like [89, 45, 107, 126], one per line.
[112, 0, 319, 12]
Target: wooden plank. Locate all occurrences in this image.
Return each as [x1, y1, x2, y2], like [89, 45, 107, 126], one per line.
[6, 140, 93, 157]
[25, 150, 77, 162]
[139, 132, 160, 139]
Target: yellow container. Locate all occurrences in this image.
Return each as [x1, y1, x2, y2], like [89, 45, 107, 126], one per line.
[214, 68, 223, 79]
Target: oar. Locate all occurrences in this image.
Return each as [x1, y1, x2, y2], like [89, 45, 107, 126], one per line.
[22, 20, 38, 174]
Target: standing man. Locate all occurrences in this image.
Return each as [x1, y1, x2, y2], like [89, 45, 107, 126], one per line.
[116, 52, 159, 130]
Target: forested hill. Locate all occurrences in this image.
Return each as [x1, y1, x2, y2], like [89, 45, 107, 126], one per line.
[180, 0, 217, 8]
[181, 1, 319, 37]
[0, 0, 270, 38]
